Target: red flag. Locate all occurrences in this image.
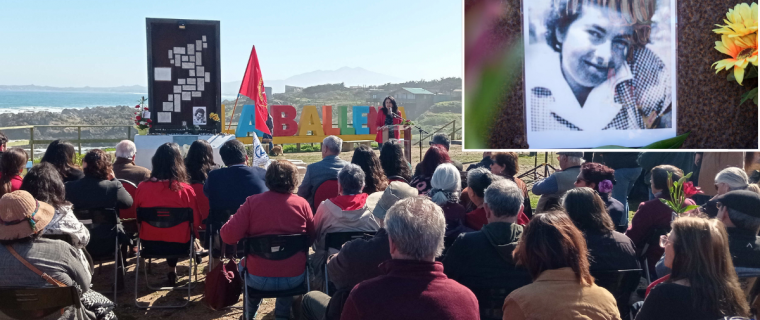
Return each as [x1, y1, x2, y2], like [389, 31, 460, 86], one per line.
[238, 46, 270, 134]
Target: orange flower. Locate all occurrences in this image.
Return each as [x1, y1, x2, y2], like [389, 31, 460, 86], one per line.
[712, 34, 758, 85]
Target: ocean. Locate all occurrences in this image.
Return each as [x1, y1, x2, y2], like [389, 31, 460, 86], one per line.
[0, 90, 148, 113]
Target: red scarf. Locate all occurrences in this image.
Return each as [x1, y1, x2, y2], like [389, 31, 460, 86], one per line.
[329, 193, 368, 211]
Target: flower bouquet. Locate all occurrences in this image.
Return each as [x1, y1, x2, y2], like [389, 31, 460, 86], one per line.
[712, 2, 758, 105]
[133, 96, 152, 135]
[660, 172, 703, 217]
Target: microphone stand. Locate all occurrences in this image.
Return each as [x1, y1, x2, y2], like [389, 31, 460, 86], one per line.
[390, 112, 428, 164]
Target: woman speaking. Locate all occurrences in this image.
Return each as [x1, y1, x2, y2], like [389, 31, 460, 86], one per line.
[375, 96, 403, 144]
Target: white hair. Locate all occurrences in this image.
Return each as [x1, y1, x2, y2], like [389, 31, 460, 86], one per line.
[385, 197, 446, 260]
[323, 135, 342, 154]
[715, 167, 749, 191]
[429, 163, 461, 205]
[115, 140, 137, 159]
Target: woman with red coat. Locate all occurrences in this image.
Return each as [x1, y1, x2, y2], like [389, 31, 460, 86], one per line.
[375, 96, 403, 144]
[134, 142, 202, 286]
[184, 139, 219, 231]
[0, 147, 28, 198]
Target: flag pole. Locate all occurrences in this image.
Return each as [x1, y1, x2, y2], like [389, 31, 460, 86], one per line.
[227, 45, 256, 131]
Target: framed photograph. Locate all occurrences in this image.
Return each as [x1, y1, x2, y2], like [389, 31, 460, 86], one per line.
[523, 0, 677, 148]
[193, 106, 207, 125]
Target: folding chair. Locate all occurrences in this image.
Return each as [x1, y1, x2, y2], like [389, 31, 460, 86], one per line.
[0, 286, 83, 320]
[241, 234, 311, 318]
[73, 207, 124, 304]
[591, 269, 643, 318]
[313, 179, 339, 211]
[639, 227, 670, 284]
[203, 208, 238, 271]
[134, 207, 197, 309]
[323, 231, 376, 295]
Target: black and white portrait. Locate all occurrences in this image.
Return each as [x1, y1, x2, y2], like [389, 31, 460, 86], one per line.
[193, 106, 206, 126]
[524, 0, 677, 148]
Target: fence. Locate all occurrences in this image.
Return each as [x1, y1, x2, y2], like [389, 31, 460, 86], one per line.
[0, 125, 135, 159]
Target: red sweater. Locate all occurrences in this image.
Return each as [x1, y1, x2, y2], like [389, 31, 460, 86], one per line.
[190, 183, 210, 230]
[465, 206, 529, 231]
[134, 181, 201, 243]
[0, 174, 23, 193]
[220, 191, 315, 277]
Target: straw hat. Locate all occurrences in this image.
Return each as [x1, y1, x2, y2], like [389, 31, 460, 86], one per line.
[0, 190, 55, 240]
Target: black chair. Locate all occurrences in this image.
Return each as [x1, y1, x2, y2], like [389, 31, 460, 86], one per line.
[323, 231, 376, 295]
[0, 286, 83, 320]
[591, 269, 642, 318]
[72, 207, 124, 304]
[639, 227, 670, 283]
[241, 234, 311, 317]
[203, 208, 238, 271]
[469, 287, 517, 320]
[134, 207, 197, 309]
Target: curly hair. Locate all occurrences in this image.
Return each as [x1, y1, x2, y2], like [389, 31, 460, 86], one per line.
[415, 145, 450, 177]
[185, 140, 216, 184]
[265, 160, 299, 194]
[21, 162, 70, 210]
[151, 143, 188, 191]
[40, 140, 81, 181]
[381, 96, 399, 117]
[379, 141, 412, 181]
[545, 0, 656, 59]
[580, 162, 616, 190]
[82, 149, 112, 180]
[351, 145, 388, 194]
[491, 152, 520, 178]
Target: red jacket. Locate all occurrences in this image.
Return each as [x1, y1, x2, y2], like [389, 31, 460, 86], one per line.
[220, 191, 315, 278]
[190, 183, 210, 230]
[0, 174, 23, 193]
[465, 206, 530, 231]
[341, 260, 479, 320]
[625, 194, 695, 277]
[134, 180, 202, 243]
[374, 107, 402, 144]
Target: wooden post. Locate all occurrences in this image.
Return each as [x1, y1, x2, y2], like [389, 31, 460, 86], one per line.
[30, 127, 34, 160]
[128, 126, 132, 140]
[77, 127, 82, 155]
[451, 121, 456, 141]
[296, 143, 301, 152]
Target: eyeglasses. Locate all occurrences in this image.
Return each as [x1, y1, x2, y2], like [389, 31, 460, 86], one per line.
[659, 234, 671, 248]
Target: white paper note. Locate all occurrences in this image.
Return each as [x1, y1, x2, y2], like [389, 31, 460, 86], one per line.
[187, 44, 195, 53]
[196, 66, 204, 75]
[181, 55, 188, 62]
[195, 52, 202, 65]
[178, 79, 186, 85]
[202, 35, 207, 42]
[192, 91, 202, 97]
[174, 55, 181, 66]
[196, 40, 202, 50]
[189, 55, 195, 62]
[187, 78, 196, 85]
[154, 67, 172, 81]
[189, 70, 195, 77]
[183, 85, 196, 91]
[174, 47, 186, 55]
[205, 72, 210, 82]
[203, 42, 207, 48]
[174, 97, 181, 111]
[197, 81, 204, 91]
[173, 85, 182, 93]
[163, 101, 173, 111]
[182, 92, 191, 101]
[174, 94, 180, 103]
[170, 59, 174, 64]
[168, 94, 173, 101]
[168, 50, 173, 58]
[182, 62, 194, 69]
[158, 112, 171, 123]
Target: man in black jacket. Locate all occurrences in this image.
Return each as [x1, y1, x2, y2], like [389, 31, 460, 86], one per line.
[715, 190, 760, 277]
[442, 179, 532, 320]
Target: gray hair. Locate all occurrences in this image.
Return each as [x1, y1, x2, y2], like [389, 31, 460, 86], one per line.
[338, 163, 365, 195]
[429, 163, 461, 205]
[727, 207, 760, 234]
[715, 167, 749, 191]
[385, 197, 446, 260]
[563, 154, 584, 166]
[484, 179, 524, 218]
[467, 167, 496, 198]
[323, 135, 343, 154]
[115, 140, 137, 159]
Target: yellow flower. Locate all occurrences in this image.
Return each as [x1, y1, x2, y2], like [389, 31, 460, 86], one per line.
[712, 34, 758, 85]
[713, 2, 758, 38]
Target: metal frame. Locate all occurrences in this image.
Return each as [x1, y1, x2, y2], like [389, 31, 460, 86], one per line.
[134, 236, 197, 309]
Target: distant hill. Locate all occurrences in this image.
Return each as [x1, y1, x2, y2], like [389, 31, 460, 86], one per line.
[224, 67, 403, 94]
[0, 85, 147, 94]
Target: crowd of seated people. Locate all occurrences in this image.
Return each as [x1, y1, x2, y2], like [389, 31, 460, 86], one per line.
[4, 131, 760, 320]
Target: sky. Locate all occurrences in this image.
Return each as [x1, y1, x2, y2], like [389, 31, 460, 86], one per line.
[0, 0, 462, 87]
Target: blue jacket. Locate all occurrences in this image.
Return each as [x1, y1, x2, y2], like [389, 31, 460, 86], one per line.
[204, 165, 268, 212]
[297, 155, 349, 208]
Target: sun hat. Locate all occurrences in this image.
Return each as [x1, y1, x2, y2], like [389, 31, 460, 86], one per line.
[0, 190, 55, 240]
[371, 181, 419, 220]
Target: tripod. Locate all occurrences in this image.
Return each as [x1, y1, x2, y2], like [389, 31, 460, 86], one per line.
[518, 152, 557, 183]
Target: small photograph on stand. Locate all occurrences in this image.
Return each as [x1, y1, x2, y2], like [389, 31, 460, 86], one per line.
[193, 106, 207, 125]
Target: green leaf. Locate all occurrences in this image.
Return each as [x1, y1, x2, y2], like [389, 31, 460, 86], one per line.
[593, 145, 634, 149]
[679, 172, 692, 184]
[741, 87, 758, 106]
[681, 205, 701, 212]
[728, 72, 736, 82]
[659, 198, 671, 206]
[641, 131, 690, 149]
[745, 66, 758, 79]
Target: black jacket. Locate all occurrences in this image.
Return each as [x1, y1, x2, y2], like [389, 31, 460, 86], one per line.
[65, 176, 133, 211]
[203, 165, 268, 212]
[727, 227, 760, 269]
[584, 230, 640, 271]
[442, 222, 532, 319]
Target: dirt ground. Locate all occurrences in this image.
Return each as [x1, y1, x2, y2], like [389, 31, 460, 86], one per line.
[96, 147, 559, 319]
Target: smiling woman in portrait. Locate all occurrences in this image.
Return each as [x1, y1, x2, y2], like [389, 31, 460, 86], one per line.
[528, 0, 672, 132]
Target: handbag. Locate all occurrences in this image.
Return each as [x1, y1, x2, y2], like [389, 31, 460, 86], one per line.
[204, 248, 242, 310]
